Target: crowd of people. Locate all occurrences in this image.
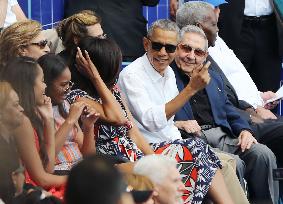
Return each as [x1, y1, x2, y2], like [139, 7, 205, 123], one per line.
[0, 0, 282, 204]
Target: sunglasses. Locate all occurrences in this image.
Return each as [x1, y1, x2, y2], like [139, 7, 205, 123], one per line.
[178, 44, 207, 57]
[147, 38, 177, 53]
[30, 39, 51, 49]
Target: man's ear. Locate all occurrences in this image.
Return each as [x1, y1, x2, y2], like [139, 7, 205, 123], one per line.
[143, 37, 149, 52]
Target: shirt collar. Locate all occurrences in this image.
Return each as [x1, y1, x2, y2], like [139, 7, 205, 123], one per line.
[142, 53, 171, 83]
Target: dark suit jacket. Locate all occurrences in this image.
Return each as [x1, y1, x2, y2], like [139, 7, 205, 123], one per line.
[218, 0, 283, 56]
[64, 0, 159, 60]
[172, 62, 252, 150]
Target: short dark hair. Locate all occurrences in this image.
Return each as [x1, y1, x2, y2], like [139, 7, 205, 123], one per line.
[65, 154, 126, 204]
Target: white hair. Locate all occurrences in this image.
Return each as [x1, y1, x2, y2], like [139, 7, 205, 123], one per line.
[176, 1, 214, 28]
[133, 155, 177, 185]
[179, 25, 208, 50]
[147, 19, 180, 38]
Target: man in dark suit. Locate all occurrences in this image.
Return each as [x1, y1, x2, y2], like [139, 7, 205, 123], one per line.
[64, 0, 160, 62]
[218, 0, 283, 92]
[172, 24, 278, 204]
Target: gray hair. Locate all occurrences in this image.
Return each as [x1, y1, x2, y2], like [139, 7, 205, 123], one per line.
[133, 155, 177, 185]
[176, 1, 214, 28]
[179, 25, 208, 50]
[147, 19, 180, 38]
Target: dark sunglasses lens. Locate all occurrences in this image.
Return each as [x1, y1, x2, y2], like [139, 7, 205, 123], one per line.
[39, 40, 48, 48]
[180, 44, 193, 53]
[151, 42, 163, 51]
[194, 49, 206, 57]
[165, 44, 176, 53]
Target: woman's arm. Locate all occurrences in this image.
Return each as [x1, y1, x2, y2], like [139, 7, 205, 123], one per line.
[37, 97, 56, 173]
[11, 3, 27, 21]
[13, 116, 67, 189]
[121, 96, 155, 155]
[79, 106, 100, 156]
[76, 48, 127, 126]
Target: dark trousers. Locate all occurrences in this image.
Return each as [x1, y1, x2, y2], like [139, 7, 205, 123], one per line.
[251, 118, 283, 166]
[234, 14, 282, 92]
[202, 127, 279, 204]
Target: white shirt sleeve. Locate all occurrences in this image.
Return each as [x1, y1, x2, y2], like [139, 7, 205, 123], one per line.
[118, 72, 168, 132]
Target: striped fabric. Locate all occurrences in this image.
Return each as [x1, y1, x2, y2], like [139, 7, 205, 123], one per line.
[53, 102, 82, 171]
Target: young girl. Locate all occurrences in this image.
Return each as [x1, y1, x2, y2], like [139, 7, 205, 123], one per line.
[38, 54, 100, 173]
[2, 57, 66, 198]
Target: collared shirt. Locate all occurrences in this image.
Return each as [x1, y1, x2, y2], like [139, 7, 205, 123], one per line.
[118, 54, 182, 143]
[244, 0, 273, 16]
[208, 36, 264, 108]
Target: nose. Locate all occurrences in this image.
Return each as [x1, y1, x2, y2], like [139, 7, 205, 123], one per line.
[178, 182, 186, 192]
[18, 105, 24, 113]
[159, 46, 167, 55]
[44, 44, 51, 53]
[187, 49, 196, 60]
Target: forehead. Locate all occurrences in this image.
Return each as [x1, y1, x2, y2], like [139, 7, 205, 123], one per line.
[204, 10, 217, 23]
[150, 27, 178, 45]
[30, 32, 45, 43]
[180, 32, 206, 50]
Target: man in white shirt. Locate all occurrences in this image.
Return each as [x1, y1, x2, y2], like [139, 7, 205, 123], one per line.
[118, 19, 210, 144]
[218, 0, 283, 94]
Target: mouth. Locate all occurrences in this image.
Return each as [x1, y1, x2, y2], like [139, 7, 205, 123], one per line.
[154, 57, 169, 64]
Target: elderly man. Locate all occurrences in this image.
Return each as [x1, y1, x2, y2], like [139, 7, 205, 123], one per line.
[176, 1, 283, 168]
[171, 20, 278, 203]
[134, 155, 185, 204]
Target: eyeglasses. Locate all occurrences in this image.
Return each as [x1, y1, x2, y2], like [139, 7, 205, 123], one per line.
[63, 81, 74, 93]
[30, 40, 51, 49]
[178, 44, 207, 57]
[147, 38, 177, 53]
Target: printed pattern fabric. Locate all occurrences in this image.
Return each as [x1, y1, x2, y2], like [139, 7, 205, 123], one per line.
[152, 138, 221, 204]
[66, 86, 221, 204]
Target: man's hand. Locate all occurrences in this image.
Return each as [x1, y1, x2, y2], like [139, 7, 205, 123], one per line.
[260, 91, 276, 101]
[174, 120, 202, 136]
[237, 130, 258, 152]
[256, 106, 277, 120]
[188, 61, 211, 94]
[170, 0, 178, 21]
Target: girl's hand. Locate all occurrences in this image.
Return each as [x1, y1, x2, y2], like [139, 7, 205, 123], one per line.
[37, 96, 53, 120]
[67, 101, 87, 124]
[81, 106, 100, 129]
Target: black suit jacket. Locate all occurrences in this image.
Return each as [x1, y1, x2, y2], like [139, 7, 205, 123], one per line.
[218, 0, 283, 56]
[64, 0, 159, 60]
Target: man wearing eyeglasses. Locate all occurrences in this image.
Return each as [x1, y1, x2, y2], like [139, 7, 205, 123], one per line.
[172, 13, 278, 204]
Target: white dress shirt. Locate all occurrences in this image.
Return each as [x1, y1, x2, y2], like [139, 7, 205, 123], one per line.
[244, 0, 273, 16]
[208, 36, 264, 108]
[118, 54, 182, 143]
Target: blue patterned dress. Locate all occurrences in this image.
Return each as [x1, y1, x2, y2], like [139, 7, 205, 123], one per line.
[66, 86, 221, 204]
